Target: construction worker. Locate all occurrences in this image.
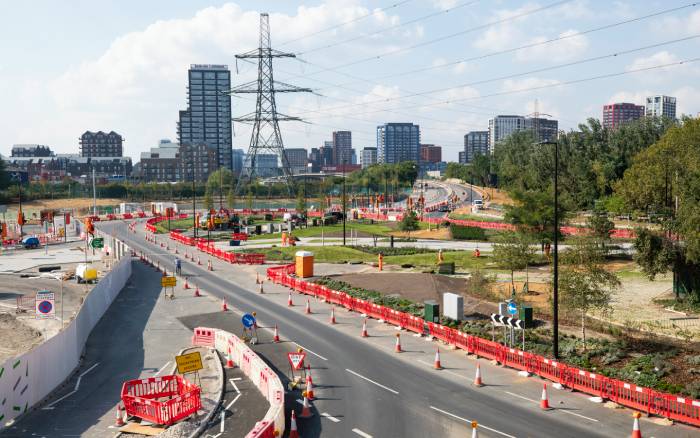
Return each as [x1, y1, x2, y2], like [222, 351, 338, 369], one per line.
[378, 253, 384, 271]
[437, 249, 444, 263]
[473, 248, 481, 258]
[175, 257, 182, 276]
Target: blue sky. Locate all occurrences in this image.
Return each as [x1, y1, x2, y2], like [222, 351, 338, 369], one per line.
[1, 0, 699, 161]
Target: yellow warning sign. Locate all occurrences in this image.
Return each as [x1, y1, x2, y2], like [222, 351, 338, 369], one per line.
[175, 351, 203, 374]
[161, 276, 176, 287]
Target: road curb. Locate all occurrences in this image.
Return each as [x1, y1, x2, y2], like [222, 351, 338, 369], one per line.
[184, 346, 225, 438]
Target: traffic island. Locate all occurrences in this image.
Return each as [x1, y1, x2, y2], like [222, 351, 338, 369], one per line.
[117, 346, 224, 437]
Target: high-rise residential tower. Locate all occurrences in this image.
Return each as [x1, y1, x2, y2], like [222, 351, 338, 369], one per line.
[603, 103, 645, 129]
[645, 95, 676, 119]
[177, 64, 233, 170]
[463, 131, 489, 163]
[332, 131, 352, 165]
[376, 123, 420, 164]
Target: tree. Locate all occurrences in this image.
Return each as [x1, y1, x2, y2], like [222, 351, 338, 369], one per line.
[559, 237, 620, 350]
[204, 189, 214, 211]
[504, 189, 565, 250]
[492, 231, 536, 297]
[246, 191, 254, 210]
[296, 191, 307, 215]
[226, 187, 236, 209]
[398, 210, 419, 238]
[587, 205, 614, 251]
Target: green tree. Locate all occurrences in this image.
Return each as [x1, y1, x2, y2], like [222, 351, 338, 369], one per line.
[246, 191, 254, 210]
[296, 191, 307, 215]
[587, 206, 615, 251]
[504, 189, 564, 250]
[226, 187, 236, 209]
[398, 210, 420, 238]
[492, 231, 536, 297]
[204, 189, 214, 211]
[559, 237, 620, 350]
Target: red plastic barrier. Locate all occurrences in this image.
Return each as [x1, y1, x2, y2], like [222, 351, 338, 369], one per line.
[192, 327, 215, 347]
[121, 375, 201, 426]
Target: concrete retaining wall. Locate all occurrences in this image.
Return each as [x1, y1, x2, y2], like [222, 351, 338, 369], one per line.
[0, 244, 132, 429]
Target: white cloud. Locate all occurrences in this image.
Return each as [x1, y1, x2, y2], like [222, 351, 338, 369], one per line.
[515, 29, 589, 62]
[625, 51, 680, 72]
[606, 90, 650, 106]
[672, 86, 700, 116]
[500, 77, 561, 93]
[431, 0, 459, 10]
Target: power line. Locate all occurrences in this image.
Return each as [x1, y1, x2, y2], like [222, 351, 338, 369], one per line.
[276, 0, 416, 48]
[297, 0, 479, 56]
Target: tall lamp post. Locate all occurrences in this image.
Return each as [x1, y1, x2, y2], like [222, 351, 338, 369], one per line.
[342, 159, 347, 246]
[192, 164, 198, 239]
[537, 139, 560, 359]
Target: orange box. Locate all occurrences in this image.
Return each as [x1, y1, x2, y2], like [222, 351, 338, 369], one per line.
[295, 251, 314, 278]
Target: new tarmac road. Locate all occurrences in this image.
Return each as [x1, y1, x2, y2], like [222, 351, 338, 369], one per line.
[96, 219, 687, 438]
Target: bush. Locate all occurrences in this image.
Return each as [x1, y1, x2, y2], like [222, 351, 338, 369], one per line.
[450, 224, 487, 241]
[350, 245, 436, 256]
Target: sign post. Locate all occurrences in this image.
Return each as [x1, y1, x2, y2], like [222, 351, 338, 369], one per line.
[241, 313, 257, 343]
[175, 351, 203, 386]
[287, 351, 307, 383]
[35, 291, 55, 319]
[161, 276, 176, 299]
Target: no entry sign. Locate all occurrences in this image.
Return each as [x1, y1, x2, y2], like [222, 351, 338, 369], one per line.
[35, 291, 55, 319]
[287, 352, 306, 370]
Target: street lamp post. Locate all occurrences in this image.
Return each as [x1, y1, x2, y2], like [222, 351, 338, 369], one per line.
[192, 165, 198, 239]
[537, 139, 560, 359]
[342, 159, 347, 246]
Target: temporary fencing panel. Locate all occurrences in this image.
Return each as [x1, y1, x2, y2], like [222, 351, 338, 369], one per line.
[121, 375, 201, 425]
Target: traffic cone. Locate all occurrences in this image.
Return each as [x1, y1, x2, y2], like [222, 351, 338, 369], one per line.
[273, 324, 280, 343]
[194, 284, 201, 297]
[226, 348, 234, 368]
[631, 412, 642, 438]
[305, 299, 312, 314]
[473, 362, 484, 387]
[287, 291, 294, 307]
[184, 277, 190, 289]
[361, 318, 369, 337]
[305, 374, 315, 400]
[330, 307, 336, 324]
[299, 395, 313, 418]
[395, 333, 402, 352]
[540, 383, 551, 410]
[197, 256, 202, 266]
[288, 410, 299, 438]
[175, 246, 178, 254]
[222, 298, 228, 311]
[259, 282, 264, 294]
[208, 259, 213, 271]
[434, 347, 442, 369]
[115, 404, 125, 427]
[470, 420, 479, 438]
[256, 272, 260, 284]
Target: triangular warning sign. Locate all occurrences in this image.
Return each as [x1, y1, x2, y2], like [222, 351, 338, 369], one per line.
[287, 352, 306, 370]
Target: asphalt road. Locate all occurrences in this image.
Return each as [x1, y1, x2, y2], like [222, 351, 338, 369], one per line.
[95, 219, 682, 438]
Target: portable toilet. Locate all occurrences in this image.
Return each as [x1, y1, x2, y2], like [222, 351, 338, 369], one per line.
[295, 251, 314, 278]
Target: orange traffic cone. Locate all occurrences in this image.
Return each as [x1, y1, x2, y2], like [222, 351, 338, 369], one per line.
[306, 374, 315, 400]
[288, 410, 299, 438]
[361, 318, 369, 337]
[330, 307, 336, 324]
[259, 282, 264, 294]
[540, 383, 551, 410]
[194, 284, 201, 297]
[197, 256, 202, 266]
[287, 291, 294, 307]
[631, 412, 642, 438]
[184, 277, 190, 289]
[434, 347, 442, 369]
[222, 298, 228, 311]
[305, 299, 312, 314]
[226, 348, 234, 368]
[273, 324, 280, 343]
[256, 272, 260, 284]
[473, 362, 484, 387]
[395, 333, 402, 352]
[175, 247, 178, 254]
[208, 259, 213, 271]
[299, 395, 313, 418]
[115, 404, 125, 427]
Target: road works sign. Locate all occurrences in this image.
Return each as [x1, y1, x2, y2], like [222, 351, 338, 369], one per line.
[161, 276, 177, 287]
[175, 351, 203, 374]
[35, 291, 55, 319]
[287, 352, 306, 370]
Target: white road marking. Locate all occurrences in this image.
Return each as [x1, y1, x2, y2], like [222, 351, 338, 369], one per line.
[231, 377, 242, 381]
[345, 369, 399, 395]
[352, 428, 373, 438]
[155, 361, 171, 376]
[42, 363, 100, 410]
[416, 359, 463, 379]
[220, 410, 225, 433]
[429, 406, 516, 438]
[505, 391, 539, 404]
[321, 412, 341, 423]
[229, 379, 240, 394]
[225, 393, 242, 411]
[505, 391, 598, 422]
[295, 343, 328, 361]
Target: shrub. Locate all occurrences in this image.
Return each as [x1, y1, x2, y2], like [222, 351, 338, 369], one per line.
[350, 245, 436, 256]
[449, 224, 487, 241]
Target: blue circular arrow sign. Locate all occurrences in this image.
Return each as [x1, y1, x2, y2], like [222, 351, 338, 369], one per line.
[241, 313, 256, 328]
[507, 302, 518, 315]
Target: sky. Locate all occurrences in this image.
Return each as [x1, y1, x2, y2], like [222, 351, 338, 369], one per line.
[1, 0, 699, 162]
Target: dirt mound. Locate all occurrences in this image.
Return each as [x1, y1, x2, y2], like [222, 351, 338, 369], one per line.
[0, 313, 42, 361]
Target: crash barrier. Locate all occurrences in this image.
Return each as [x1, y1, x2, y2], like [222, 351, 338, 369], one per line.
[194, 327, 284, 438]
[432, 218, 636, 239]
[0, 254, 132, 431]
[121, 375, 201, 425]
[266, 264, 700, 428]
[160, 228, 266, 265]
[15, 293, 36, 312]
[191, 328, 215, 347]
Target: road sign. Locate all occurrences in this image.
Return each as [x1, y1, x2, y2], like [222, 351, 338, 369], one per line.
[90, 237, 104, 248]
[241, 313, 256, 328]
[161, 276, 177, 287]
[287, 352, 306, 370]
[35, 291, 55, 319]
[507, 301, 518, 315]
[175, 351, 203, 374]
[490, 313, 524, 329]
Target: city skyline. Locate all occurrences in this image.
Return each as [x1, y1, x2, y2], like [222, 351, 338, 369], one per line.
[1, 1, 699, 161]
